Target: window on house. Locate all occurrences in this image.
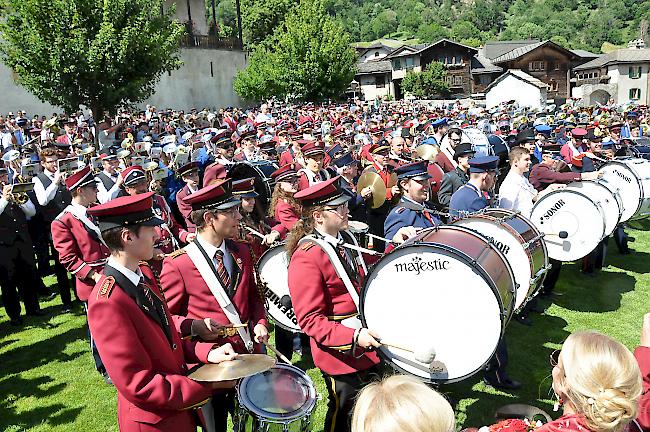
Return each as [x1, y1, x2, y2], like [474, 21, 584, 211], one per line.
[394, 59, 401, 70]
[444, 56, 449, 65]
[629, 88, 641, 100]
[529, 61, 546, 71]
[374, 51, 379, 57]
[549, 81, 559, 92]
[629, 66, 642, 79]
[445, 75, 453, 84]
[375, 75, 385, 88]
[554, 62, 560, 71]
[451, 56, 456, 65]
[406, 57, 414, 68]
[453, 75, 463, 86]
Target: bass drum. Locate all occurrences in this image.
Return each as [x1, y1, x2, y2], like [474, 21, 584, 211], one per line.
[598, 158, 650, 224]
[257, 243, 301, 333]
[530, 189, 606, 261]
[234, 363, 317, 432]
[360, 226, 516, 383]
[565, 180, 623, 236]
[453, 208, 549, 311]
[229, 161, 279, 204]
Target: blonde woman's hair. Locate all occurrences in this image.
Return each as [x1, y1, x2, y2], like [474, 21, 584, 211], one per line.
[558, 331, 642, 432]
[351, 374, 455, 432]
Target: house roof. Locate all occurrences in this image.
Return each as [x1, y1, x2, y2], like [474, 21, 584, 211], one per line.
[384, 38, 478, 59]
[484, 69, 547, 93]
[571, 49, 599, 59]
[490, 40, 577, 64]
[356, 60, 392, 75]
[471, 54, 503, 74]
[573, 48, 650, 71]
[483, 39, 540, 60]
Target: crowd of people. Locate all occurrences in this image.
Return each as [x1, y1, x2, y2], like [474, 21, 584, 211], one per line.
[0, 98, 648, 432]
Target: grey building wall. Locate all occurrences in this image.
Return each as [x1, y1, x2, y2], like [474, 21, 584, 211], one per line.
[0, 48, 247, 115]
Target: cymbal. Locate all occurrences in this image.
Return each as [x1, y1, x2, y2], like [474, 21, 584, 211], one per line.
[416, 144, 440, 162]
[188, 354, 276, 382]
[357, 171, 386, 209]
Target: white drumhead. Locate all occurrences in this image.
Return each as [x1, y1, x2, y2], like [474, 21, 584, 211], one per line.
[454, 218, 532, 310]
[258, 245, 301, 332]
[622, 158, 650, 219]
[530, 189, 605, 261]
[566, 181, 621, 236]
[361, 245, 503, 383]
[599, 161, 641, 222]
[348, 220, 369, 234]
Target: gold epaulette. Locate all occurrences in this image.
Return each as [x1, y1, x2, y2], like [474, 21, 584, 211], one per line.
[330, 343, 353, 352]
[300, 242, 315, 251]
[182, 398, 210, 411]
[327, 312, 358, 322]
[97, 276, 115, 300]
[168, 249, 187, 259]
[138, 260, 151, 268]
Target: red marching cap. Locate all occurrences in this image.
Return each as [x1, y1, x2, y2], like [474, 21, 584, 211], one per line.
[183, 179, 240, 212]
[87, 191, 163, 232]
[271, 163, 298, 182]
[64, 165, 96, 191]
[301, 141, 325, 158]
[177, 161, 199, 177]
[231, 177, 259, 198]
[122, 165, 147, 186]
[294, 176, 351, 207]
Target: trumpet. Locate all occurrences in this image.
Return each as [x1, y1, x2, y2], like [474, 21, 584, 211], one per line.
[144, 161, 162, 193]
[80, 146, 96, 165]
[117, 149, 131, 169]
[2, 180, 30, 205]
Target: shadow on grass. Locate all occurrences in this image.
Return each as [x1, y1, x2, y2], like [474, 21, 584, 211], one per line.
[444, 312, 570, 427]
[608, 249, 650, 274]
[0, 326, 86, 430]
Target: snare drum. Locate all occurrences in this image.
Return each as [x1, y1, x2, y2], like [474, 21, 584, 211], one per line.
[230, 161, 279, 204]
[565, 180, 623, 236]
[598, 158, 650, 223]
[234, 363, 317, 432]
[347, 220, 369, 248]
[361, 226, 516, 383]
[530, 189, 606, 261]
[453, 208, 548, 310]
[257, 243, 301, 333]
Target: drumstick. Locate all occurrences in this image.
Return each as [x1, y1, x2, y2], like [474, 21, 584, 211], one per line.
[378, 340, 437, 364]
[544, 231, 569, 239]
[366, 232, 397, 244]
[340, 242, 383, 256]
[243, 225, 266, 239]
[261, 340, 292, 364]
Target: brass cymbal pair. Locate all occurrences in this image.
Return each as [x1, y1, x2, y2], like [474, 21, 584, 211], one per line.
[188, 354, 276, 382]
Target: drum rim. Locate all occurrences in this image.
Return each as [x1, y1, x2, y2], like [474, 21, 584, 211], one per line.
[236, 363, 317, 422]
[257, 242, 303, 333]
[230, 162, 275, 202]
[600, 160, 646, 218]
[567, 180, 623, 233]
[532, 188, 607, 241]
[360, 225, 515, 384]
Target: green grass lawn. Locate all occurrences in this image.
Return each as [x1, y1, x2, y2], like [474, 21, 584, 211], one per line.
[1, 230, 648, 431]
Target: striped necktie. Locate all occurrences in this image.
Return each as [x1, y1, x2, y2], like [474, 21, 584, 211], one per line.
[215, 250, 231, 290]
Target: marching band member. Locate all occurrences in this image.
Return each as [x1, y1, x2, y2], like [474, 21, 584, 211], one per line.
[437, 143, 475, 208]
[0, 168, 42, 325]
[160, 180, 269, 432]
[34, 147, 75, 311]
[269, 164, 301, 237]
[279, 135, 304, 166]
[435, 125, 460, 173]
[203, 133, 234, 186]
[384, 161, 440, 242]
[121, 165, 192, 276]
[95, 150, 125, 204]
[176, 162, 202, 232]
[287, 176, 382, 432]
[331, 152, 370, 224]
[87, 192, 238, 432]
[51, 166, 111, 382]
[233, 129, 258, 162]
[297, 141, 330, 190]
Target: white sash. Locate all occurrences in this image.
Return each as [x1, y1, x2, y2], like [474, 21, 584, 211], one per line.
[184, 242, 254, 352]
[299, 234, 362, 330]
[61, 204, 107, 248]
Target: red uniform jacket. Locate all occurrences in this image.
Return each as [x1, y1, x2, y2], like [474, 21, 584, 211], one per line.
[635, 346, 650, 430]
[51, 207, 110, 301]
[297, 169, 329, 191]
[273, 199, 299, 238]
[287, 234, 380, 376]
[160, 240, 268, 354]
[152, 194, 189, 275]
[88, 263, 214, 432]
[529, 163, 581, 192]
[435, 151, 455, 173]
[175, 185, 196, 233]
[279, 148, 297, 166]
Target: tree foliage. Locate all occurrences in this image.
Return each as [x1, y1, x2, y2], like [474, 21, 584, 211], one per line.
[234, 0, 356, 102]
[0, 0, 184, 117]
[400, 62, 449, 99]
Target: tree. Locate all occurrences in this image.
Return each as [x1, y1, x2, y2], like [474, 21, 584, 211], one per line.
[400, 62, 449, 99]
[0, 0, 184, 120]
[240, 0, 294, 46]
[234, 0, 356, 101]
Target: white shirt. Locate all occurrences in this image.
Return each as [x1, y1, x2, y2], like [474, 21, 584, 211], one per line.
[0, 131, 14, 149]
[196, 233, 233, 279]
[107, 257, 143, 287]
[33, 170, 60, 206]
[96, 169, 121, 204]
[498, 170, 537, 217]
[0, 196, 36, 218]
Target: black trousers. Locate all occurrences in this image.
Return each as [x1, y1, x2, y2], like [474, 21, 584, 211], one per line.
[209, 390, 235, 432]
[582, 237, 608, 273]
[366, 203, 390, 251]
[0, 241, 41, 319]
[484, 339, 510, 385]
[28, 215, 51, 279]
[613, 224, 629, 254]
[82, 302, 106, 374]
[275, 326, 310, 361]
[541, 259, 562, 295]
[322, 366, 382, 432]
